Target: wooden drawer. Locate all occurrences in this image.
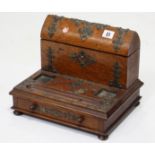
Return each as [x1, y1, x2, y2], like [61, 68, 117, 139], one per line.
[13, 97, 103, 132]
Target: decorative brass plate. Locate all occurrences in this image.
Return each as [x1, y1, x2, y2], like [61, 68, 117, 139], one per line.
[70, 50, 96, 67]
[39, 106, 82, 122]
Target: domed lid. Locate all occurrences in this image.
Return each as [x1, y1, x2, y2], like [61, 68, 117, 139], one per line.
[41, 15, 140, 57]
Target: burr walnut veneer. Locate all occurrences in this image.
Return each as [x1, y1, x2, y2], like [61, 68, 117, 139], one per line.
[10, 15, 143, 140]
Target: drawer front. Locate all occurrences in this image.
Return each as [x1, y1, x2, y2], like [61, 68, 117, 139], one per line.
[14, 97, 103, 131]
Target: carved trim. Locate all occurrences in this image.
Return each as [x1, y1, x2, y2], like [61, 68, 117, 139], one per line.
[95, 23, 108, 30]
[70, 18, 83, 26]
[39, 106, 83, 122]
[43, 47, 57, 73]
[48, 15, 64, 37]
[79, 22, 93, 40]
[69, 80, 83, 88]
[109, 62, 122, 88]
[70, 50, 96, 67]
[69, 79, 88, 95]
[48, 15, 110, 40]
[113, 28, 129, 51]
[70, 18, 109, 40]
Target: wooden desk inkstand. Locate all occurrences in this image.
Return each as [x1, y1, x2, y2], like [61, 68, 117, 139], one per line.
[10, 15, 143, 140]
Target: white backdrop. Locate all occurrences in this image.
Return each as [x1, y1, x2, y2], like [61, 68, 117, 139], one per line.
[0, 13, 154, 142]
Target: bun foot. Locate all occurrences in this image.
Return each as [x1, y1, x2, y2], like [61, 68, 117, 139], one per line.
[98, 135, 109, 140]
[134, 102, 140, 107]
[13, 110, 23, 116]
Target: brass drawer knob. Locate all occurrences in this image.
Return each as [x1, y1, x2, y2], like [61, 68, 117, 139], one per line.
[30, 104, 38, 111]
[77, 117, 84, 123]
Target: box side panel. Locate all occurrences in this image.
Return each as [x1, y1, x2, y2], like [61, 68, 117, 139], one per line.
[127, 50, 140, 88]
